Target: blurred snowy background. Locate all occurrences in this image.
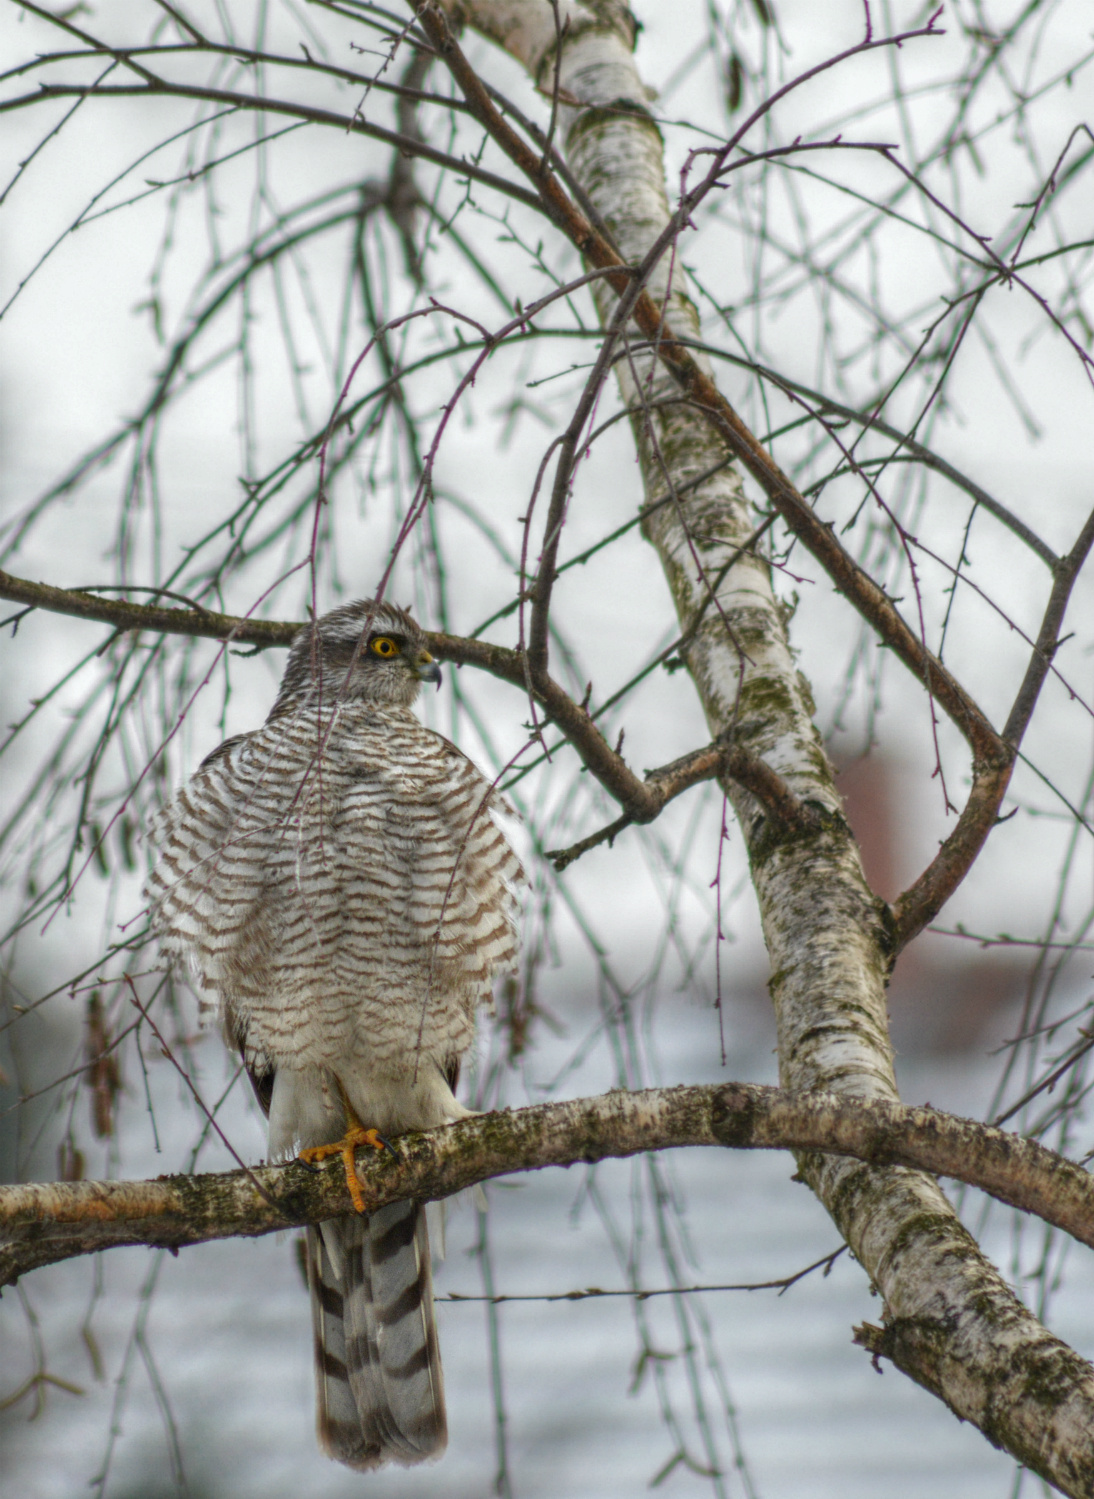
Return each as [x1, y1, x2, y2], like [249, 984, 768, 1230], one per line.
[2, 1, 1093, 1495]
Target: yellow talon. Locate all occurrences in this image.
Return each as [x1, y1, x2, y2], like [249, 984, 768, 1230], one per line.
[299, 1098, 392, 1214]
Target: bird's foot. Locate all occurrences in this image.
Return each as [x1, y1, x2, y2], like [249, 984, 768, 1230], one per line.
[299, 1126, 396, 1214]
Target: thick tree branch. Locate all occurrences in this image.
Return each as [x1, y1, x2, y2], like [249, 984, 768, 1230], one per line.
[13, 1077, 1093, 1487]
[11, 1078, 1094, 1493]
[4, 1078, 1094, 1283]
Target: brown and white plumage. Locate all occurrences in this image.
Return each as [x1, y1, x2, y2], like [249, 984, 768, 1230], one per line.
[146, 599, 523, 1468]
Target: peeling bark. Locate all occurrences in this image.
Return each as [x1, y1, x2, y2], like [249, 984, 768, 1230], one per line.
[427, 3, 1094, 1491]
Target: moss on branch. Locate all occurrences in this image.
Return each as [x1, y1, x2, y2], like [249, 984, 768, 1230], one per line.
[6, 1081, 1094, 1285]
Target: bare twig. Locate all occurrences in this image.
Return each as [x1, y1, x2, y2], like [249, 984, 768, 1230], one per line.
[547, 736, 824, 870]
[442, 1247, 847, 1302]
[0, 81, 543, 212]
[0, 569, 295, 646]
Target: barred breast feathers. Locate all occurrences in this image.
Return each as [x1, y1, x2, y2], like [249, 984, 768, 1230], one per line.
[146, 703, 524, 1040]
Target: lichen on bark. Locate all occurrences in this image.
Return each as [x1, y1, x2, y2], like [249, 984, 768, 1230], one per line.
[437, 2, 1094, 1491]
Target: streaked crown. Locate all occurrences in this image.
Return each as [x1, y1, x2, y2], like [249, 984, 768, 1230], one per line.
[270, 599, 441, 714]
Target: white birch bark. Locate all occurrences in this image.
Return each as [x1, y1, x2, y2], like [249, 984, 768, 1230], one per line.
[436, 2, 1094, 1490]
[10, 1081, 1094, 1280]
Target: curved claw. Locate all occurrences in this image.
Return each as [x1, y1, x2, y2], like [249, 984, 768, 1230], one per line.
[299, 1124, 392, 1214]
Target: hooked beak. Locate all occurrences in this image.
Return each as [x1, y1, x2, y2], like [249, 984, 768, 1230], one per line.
[414, 650, 443, 690]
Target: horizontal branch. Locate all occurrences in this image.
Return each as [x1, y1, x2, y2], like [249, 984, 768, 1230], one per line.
[0, 567, 520, 674]
[1, 79, 544, 212]
[0, 569, 298, 647]
[5, 1082, 1094, 1284]
[0, 570, 814, 840]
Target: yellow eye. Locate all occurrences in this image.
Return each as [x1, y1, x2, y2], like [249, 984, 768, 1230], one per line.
[370, 637, 399, 658]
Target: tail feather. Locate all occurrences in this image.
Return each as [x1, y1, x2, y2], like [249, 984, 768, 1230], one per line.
[309, 1241, 369, 1465]
[307, 1201, 446, 1469]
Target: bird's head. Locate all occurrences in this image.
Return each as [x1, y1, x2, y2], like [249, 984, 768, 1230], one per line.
[272, 598, 441, 713]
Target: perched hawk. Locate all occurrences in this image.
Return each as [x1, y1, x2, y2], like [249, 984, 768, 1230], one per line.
[146, 599, 523, 1468]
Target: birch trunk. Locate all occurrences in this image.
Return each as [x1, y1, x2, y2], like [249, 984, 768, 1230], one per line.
[436, 2, 1094, 1490]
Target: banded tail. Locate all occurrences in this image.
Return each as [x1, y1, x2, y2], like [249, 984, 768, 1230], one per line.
[307, 1201, 446, 1469]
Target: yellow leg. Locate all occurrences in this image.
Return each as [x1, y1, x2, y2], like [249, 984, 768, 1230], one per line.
[298, 1086, 392, 1214]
